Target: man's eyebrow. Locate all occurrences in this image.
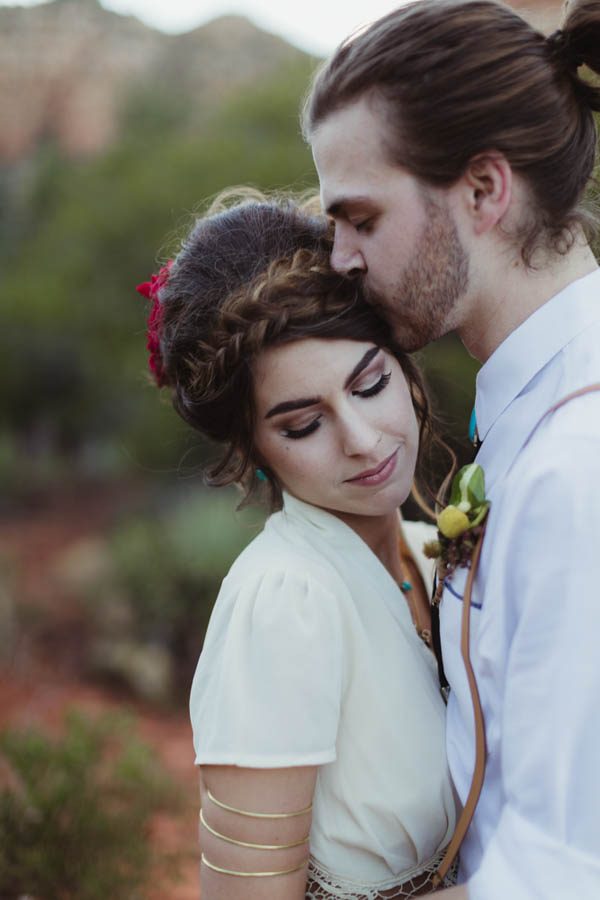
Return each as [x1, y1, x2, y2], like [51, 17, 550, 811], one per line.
[325, 195, 371, 217]
[344, 346, 380, 389]
[265, 348, 381, 420]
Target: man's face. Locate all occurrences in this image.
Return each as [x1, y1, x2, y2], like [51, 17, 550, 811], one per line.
[312, 96, 470, 351]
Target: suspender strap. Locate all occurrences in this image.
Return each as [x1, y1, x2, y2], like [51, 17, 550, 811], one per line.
[432, 382, 600, 888]
[432, 525, 486, 887]
[523, 382, 600, 448]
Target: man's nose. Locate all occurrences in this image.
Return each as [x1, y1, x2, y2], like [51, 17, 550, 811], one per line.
[331, 230, 367, 276]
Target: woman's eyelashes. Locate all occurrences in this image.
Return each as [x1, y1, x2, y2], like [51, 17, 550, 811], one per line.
[279, 371, 392, 440]
[281, 417, 322, 440]
[353, 371, 391, 398]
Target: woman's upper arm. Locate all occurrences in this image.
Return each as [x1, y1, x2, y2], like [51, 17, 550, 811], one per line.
[191, 565, 344, 767]
[198, 764, 317, 900]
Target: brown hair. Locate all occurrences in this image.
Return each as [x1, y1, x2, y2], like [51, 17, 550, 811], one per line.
[304, 0, 600, 264]
[154, 191, 442, 511]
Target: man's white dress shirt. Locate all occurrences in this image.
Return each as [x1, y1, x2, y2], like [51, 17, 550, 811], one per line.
[441, 268, 600, 898]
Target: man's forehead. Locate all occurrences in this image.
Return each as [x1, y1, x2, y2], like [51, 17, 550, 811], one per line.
[313, 101, 381, 164]
[312, 99, 396, 207]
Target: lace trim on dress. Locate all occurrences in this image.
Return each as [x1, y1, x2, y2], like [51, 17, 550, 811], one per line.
[305, 851, 458, 899]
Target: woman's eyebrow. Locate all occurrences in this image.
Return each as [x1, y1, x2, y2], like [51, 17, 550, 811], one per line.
[344, 347, 380, 389]
[264, 348, 381, 420]
[265, 396, 320, 419]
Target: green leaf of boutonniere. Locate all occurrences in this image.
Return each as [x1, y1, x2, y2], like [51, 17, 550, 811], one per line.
[449, 462, 486, 510]
[427, 464, 491, 602]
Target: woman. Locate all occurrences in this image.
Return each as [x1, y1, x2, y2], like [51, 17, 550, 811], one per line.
[137, 192, 458, 899]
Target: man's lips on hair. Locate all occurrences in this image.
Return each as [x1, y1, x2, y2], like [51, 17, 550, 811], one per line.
[344, 448, 399, 483]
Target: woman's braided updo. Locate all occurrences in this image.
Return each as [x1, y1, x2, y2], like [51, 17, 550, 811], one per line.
[151, 190, 438, 511]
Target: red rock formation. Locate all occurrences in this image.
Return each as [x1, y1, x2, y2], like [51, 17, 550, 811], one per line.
[0, 0, 308, 161]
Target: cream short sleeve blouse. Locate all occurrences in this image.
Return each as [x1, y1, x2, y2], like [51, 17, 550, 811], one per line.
[190, 493, 456, 885]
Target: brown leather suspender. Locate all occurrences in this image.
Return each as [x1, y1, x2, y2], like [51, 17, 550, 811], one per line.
[432, 382, 600, 889]
[432, 526, 487, 887]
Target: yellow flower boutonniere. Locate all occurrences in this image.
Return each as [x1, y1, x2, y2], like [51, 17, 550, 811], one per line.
[424, 463, 491, 604]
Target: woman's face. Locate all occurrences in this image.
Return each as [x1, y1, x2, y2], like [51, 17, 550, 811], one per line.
[252, 338, 419, 519]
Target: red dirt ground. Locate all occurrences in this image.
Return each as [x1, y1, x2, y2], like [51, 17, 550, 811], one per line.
[0, 482, 201, 899]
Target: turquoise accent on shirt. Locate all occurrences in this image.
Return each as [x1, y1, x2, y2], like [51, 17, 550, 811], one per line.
[469, 407, 478, 444]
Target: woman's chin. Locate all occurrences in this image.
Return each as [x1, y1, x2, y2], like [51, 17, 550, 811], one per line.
[336, 484, 413, 519]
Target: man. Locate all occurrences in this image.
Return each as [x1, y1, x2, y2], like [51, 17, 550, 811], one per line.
[305, 0, 600, 897]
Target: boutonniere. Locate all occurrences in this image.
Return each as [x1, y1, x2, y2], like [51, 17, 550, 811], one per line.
[424, 463, 490, 604]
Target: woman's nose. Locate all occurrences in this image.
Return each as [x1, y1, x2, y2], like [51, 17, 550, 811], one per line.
[341, 409, 381, 457]
[330, 229, 367, 276]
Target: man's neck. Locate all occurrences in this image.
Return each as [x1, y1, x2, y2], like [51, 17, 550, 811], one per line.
[458, 237, 598, 363]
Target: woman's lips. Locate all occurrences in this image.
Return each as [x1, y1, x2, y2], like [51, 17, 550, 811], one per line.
[345, 448, 399, 487]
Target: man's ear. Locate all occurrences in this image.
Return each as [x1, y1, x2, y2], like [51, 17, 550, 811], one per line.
[460, 152, 512, 235]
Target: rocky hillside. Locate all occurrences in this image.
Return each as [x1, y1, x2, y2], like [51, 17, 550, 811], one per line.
[510, 0, 563, 33]
[0, 0, 312, 161]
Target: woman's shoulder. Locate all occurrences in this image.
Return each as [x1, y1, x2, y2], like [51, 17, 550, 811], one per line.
[224, 508, 350, 598]
[191, 511, 346, 767]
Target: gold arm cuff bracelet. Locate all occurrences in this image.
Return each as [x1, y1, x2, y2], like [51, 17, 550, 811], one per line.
[200, 807, 310, 850]
[201, 852, 308, 878]
[206, 788, 313, 819]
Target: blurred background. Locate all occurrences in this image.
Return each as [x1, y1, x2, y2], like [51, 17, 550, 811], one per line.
[0, 0, 595, 897]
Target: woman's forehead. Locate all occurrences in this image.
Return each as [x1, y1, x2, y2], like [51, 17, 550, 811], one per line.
[253, 338, 381, 401]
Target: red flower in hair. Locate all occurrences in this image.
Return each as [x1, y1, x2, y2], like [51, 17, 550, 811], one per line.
[136, 260, 173, 386]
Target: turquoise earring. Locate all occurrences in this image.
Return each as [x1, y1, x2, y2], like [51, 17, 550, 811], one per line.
[255, 468, 268, 482]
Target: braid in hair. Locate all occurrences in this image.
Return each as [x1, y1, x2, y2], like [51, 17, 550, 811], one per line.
[184, 253, 334, 394]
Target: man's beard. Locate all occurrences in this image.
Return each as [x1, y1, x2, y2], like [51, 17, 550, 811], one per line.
[364, 195, 470, 352]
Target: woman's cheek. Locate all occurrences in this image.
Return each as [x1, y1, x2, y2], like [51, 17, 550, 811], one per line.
[283, 443, 326, 481]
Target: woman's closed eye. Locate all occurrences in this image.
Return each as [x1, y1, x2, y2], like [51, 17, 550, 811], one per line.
[353, 371, 391, 398]
[279, 372, 392, 439]
[281, 416, 322, 440]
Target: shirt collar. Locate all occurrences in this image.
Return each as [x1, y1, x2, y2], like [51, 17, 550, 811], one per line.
[280, 491, 398, 563]
[475, 268, 600, 441]
[281, 490, 350, 541]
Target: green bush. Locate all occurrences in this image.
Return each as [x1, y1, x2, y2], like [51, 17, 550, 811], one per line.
[0, 711, 182, 899]
[102, 487, 264, 702]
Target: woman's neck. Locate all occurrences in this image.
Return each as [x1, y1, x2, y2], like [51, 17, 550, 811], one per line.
[333, 508, 404, 584]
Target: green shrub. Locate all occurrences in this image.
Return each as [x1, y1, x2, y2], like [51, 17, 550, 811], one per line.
[0, 710, 182, 899]
[103, 487, 264, 702]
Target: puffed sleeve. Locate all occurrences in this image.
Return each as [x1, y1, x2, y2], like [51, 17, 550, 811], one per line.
[189, 564, 344, 768]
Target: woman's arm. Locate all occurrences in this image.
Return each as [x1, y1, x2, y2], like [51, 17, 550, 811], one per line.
[199, 764, 318, 900]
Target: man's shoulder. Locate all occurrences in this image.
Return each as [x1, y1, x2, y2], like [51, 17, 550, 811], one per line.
[505, 393, 600, 508]
[529, 382, 600, 450]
